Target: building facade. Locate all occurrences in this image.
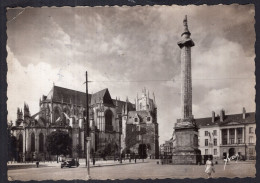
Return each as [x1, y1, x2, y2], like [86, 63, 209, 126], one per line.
[122, 88, 159, 159]
[161, 108, 255, 161]
[196, 108, 256, 160]
[10, 85, 159, 161]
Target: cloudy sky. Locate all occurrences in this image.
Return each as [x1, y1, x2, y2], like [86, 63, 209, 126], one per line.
[6, 5, 255, 144]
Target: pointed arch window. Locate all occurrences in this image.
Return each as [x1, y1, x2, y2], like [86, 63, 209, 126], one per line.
[105, 110, 113, 132]
[63, 108, 70, 125]
[31, 133, 35, 152]
[39, 133, 44, 152]
[53, 107, 60, 122]
[18, 134, 23, 152]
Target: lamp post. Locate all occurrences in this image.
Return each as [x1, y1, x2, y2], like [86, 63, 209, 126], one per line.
[85, 71, 91, 179]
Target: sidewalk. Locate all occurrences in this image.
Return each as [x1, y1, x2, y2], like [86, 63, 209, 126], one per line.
[7, 159, 149, 170]
[88, 159, 149, 168]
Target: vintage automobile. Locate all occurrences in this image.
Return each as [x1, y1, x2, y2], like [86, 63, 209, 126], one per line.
[61, 158, 79, 168]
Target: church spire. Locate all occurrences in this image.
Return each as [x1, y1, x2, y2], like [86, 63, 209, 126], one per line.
[125, 97, 128, 115]
[115, 97, 118, 107]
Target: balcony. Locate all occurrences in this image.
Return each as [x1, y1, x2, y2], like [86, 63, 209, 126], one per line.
[221, 138, 245, 146]
[221, 142, 245, 146]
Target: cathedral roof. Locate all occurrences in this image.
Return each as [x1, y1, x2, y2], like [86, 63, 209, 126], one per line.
[47, 86, 90, 107]
[113, 100, 135, 114]
[194, 112, 255, 127]
[46, 86, 115, 107]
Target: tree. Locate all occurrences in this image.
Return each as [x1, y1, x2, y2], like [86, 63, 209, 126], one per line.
[7, 123, 17, 161]
[97, 143, 116, 160]
[46, 130, 72, 162]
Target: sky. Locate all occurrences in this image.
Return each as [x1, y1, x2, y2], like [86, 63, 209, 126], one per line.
[6, 5, 255, 144]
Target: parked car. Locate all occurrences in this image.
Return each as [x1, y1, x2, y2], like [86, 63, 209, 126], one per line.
[61, 158, 79, 168]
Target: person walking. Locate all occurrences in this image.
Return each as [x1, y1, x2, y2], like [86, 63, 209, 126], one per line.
[205, 157, 215, 178]
[36, 161, 39, 168]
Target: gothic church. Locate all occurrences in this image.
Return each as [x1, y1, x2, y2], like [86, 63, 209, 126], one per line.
[10, 85, 159, 161]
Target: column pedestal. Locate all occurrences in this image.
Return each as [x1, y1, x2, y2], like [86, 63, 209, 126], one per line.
[172, 119, 200, 164]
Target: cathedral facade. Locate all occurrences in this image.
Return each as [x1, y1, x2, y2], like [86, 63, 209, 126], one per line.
[10, 85, 159, 161]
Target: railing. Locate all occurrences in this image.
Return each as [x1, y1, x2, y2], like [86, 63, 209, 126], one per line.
[221, 142, 245, 145]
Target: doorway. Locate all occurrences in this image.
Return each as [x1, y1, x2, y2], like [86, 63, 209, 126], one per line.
[138, 144, 147, 159]
[229, 148, 235, 157]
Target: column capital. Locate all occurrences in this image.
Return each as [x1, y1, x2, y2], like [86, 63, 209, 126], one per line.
[177, 38, 195, 48]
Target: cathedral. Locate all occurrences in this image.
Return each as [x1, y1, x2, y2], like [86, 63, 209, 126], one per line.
[10, 85, 159, 161]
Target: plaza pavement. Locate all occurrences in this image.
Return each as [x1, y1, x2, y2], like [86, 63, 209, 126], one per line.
[7, 158, 148, 170]
[8, 159, 256, 181]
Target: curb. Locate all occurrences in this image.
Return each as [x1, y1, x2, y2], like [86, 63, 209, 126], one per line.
[84, 161, 149, 168]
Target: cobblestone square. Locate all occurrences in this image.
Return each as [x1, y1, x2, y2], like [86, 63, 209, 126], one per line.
[8, 160, 256, 181]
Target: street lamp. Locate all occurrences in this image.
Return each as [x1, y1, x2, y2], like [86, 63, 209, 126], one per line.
[85, 71, 91, 180]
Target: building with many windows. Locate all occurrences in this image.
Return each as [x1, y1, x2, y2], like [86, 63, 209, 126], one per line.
[160, 107, 255, 160]
[195, 108, 256, 160]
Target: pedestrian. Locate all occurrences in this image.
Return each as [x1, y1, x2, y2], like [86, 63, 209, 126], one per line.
[205, 157, 215, 178]
[93, 157, 95, 165]
[36, 161, 39, 168]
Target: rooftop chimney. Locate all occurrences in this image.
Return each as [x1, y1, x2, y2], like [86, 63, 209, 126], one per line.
[243, 107, 246, 119]
[220, 109, 225, 122]
[212, 111, 215, 123]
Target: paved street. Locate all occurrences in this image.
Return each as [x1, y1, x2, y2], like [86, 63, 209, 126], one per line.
[8, 160, 256, 181]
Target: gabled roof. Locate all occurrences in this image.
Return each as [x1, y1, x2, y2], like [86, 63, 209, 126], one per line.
[195, 112, 255, 127]
[128, 111, 151, 123]
[90, 88, 114, 106]
[90, 88, 107, 105]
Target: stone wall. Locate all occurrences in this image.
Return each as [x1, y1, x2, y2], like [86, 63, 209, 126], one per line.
[172, 155, 197, 164]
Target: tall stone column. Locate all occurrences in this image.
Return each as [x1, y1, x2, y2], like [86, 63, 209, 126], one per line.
[242, 127, 245, 143]
[234, 128, 237, 144]
[220, 129, 222, 145]
[172, 16, 199, 165]
[178, 15, 194, 121]
[227, 129, 230, 144]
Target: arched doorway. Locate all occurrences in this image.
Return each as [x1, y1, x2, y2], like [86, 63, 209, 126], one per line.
[138, 144, 147, 159]
[229, 148, 235, 157]
[105, 110, 113, 132]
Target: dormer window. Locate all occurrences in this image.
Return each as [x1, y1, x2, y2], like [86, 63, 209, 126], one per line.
[147, 117, 151, 121]
[135, 118, 138, 122]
